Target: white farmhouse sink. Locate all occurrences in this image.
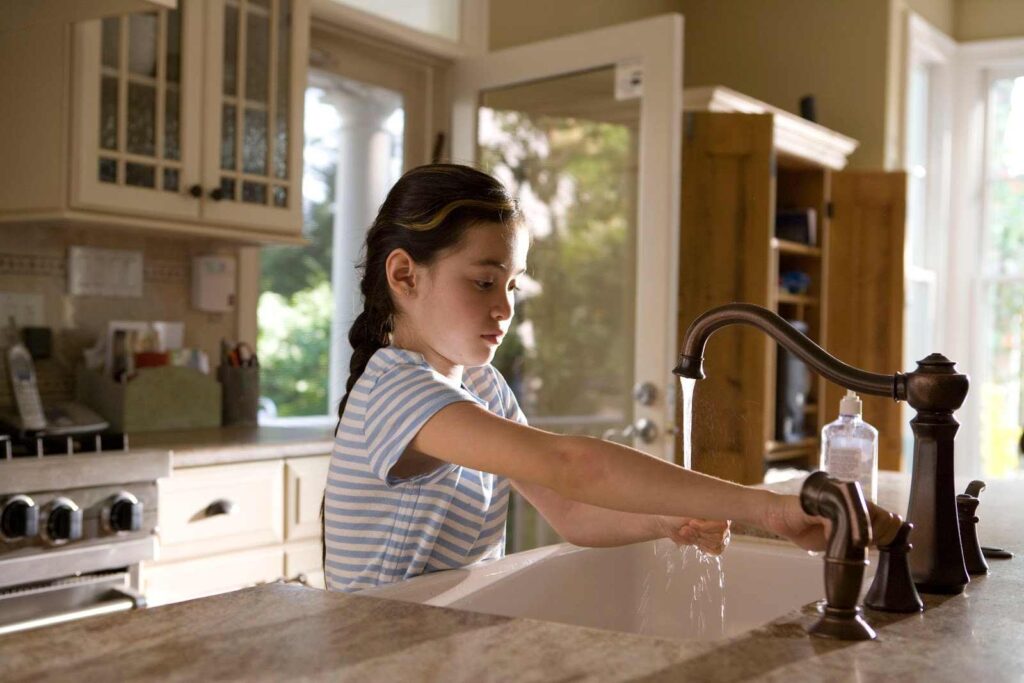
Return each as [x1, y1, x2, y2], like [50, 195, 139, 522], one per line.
[361, 537, 878, 642]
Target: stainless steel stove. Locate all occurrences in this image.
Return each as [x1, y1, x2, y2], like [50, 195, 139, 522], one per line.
[0, 430, 170, 634]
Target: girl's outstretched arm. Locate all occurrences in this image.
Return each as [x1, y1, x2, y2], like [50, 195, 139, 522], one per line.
[512, 478, 729, 552]
[408, 402, 901, 549]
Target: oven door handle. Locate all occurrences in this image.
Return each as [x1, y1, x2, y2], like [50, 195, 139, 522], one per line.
[0, 587, 144, 636]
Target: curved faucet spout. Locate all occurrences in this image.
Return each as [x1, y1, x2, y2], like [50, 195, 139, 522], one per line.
[673, 303, 898, 399]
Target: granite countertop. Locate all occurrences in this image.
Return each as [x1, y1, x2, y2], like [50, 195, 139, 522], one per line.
[2, 473, 1021, 681]
[130, 425, 334, 468]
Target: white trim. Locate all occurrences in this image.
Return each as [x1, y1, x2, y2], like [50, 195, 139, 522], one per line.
[682, 85, 858, 170]
[948, 35, 1024, 477]
[309, 0, 486, 59]
[450, 14, 683, 462]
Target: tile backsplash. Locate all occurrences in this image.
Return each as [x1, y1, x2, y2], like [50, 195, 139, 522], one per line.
[0, 226, 240, 410]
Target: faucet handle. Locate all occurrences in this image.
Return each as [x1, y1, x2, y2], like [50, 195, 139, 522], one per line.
[865, 521, 925, 613]
[965, 479, 986, 498]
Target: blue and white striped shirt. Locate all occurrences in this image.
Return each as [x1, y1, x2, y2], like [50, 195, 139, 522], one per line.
[324, 346, 526, 593]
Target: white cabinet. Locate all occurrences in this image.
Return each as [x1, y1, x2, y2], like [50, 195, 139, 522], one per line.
[284, 454, 330, 541]
[156, 459, 285, 562]
[0, 0, 308, 243]
[143, 453, 329, 606]
[142, 545, 285, 607]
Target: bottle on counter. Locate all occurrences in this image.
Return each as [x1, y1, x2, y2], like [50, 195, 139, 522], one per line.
[820, 390, 878, 502]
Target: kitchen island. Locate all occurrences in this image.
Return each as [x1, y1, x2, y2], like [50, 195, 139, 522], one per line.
[2, 473, 1021, 682]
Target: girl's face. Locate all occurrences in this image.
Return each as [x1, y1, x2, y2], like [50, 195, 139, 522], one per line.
[407, 222, 529, 372]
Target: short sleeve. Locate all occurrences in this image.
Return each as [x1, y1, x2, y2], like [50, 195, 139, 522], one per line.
[492, 367, 528, 426]
[363, 362, 478, 487]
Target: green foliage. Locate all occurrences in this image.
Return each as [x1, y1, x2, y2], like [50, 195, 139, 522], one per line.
[258, 156, 335, 417]
[257, 283, 332, 417]
[482, 110, 637, 432]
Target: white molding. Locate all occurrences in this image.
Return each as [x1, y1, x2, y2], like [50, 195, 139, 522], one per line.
[908, 12, 957, 64]
[309, 0, 480, 59]
[683, 85, 859, 170]
[947, 33, 1024, 477]
[958, 35, 1024, 65]
[450, 14, 683, 462]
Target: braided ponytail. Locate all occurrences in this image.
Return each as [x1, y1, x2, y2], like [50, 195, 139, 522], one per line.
[320, 163, 521, 583]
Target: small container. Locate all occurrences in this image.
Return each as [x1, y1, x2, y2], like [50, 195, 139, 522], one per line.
[820, 390, 878, 502]
[218, 364, 260, 427]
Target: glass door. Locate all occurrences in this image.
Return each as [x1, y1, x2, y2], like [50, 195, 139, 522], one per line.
[201, 0, 308, 233]
[451, 15, 683, 549]
[71, 2, 202, 219]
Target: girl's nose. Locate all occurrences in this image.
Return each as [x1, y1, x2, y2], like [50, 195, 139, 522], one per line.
[492, 292, 513, 320]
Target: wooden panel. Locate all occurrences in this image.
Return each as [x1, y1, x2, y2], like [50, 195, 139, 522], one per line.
[678, 112, 774, 484]
[284, 455, 330, 541]
[141, 545, 284, 607]
[826, 171, 906, 471]
[157, 459, 284, 561]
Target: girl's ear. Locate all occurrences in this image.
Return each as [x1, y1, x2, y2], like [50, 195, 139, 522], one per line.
[385, 249, 417, 297]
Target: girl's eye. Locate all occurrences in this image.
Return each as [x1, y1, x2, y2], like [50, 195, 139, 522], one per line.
[475, 280, 494, 290]
[509, 282, 521, 292]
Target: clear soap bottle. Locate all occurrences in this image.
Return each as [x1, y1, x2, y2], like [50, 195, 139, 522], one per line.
[820, 390, 878, 502]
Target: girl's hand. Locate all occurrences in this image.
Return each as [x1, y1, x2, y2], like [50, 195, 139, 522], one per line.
[761, 493, 903, 552]
[653, 515, 731, 555]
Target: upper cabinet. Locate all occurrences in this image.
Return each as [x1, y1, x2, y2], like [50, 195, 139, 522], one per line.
[0, 0, 308, 243]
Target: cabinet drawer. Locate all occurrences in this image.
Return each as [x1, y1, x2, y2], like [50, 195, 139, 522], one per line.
[142, 545, 284, 607]
[284, 455, 330, 541]
[285, 541, 325, 590]
[158, 460, 284, 562]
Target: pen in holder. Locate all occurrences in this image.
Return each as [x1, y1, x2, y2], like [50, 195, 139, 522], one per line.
[217, 363, 260, 427]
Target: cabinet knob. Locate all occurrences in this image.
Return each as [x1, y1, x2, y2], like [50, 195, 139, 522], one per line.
[209, 187, 225, 202]
[188, 184, 203, 198]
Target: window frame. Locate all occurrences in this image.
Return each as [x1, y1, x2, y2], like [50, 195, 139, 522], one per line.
[949, 35, 1024, 477]
[246, 13, 451, 425]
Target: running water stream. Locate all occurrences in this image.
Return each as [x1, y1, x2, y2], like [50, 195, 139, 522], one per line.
[635, 378, 726, 640]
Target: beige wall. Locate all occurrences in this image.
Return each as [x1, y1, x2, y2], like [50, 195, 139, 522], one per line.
[490, 0, 892, 169]
[956, 0, 1024, 41]
[488, 0, 683, 50]
[906, 0, 955, 35]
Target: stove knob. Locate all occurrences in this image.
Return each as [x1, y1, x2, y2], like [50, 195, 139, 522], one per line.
[44, 497, 82, 545]
[1, 495, 39, 541]
[107, 492, 143, 533]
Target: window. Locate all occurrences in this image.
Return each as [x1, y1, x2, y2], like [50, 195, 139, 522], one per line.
[902, 13, 954, 468]
[328, 0, 461, 41]
[257, 70, 404, 424]
[978, 72, 1024, 477]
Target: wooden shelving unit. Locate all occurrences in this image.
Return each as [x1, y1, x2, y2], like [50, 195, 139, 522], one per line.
[676, 86, 906, 485]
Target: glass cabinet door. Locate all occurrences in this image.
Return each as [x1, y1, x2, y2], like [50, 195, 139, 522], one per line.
[72, 2, 202, 219]
[201, 0, 307, 234]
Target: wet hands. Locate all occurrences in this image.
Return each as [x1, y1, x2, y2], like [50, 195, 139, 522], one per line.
[654, 515, 731, 555]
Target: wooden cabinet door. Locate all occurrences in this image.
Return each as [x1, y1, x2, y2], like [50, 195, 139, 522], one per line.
[827, 170, 907, 471]
[678, 112, 775, 485]
[70, 1, 203, 220]
[198, 0, 308, 236]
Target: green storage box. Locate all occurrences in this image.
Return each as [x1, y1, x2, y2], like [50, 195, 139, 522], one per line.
[76, 365, 222, 432]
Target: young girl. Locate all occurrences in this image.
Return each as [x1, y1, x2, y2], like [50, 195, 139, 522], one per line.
[321, 163, 899, 593]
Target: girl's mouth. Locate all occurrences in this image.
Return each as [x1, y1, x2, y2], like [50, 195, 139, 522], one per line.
[481, 334, 502, 345]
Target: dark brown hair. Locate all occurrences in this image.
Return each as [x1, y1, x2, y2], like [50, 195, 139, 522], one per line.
[320, 163, 521, 578]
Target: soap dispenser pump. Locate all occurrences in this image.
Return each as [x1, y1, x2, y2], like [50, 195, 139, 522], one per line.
[821, 390, 879, 502]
